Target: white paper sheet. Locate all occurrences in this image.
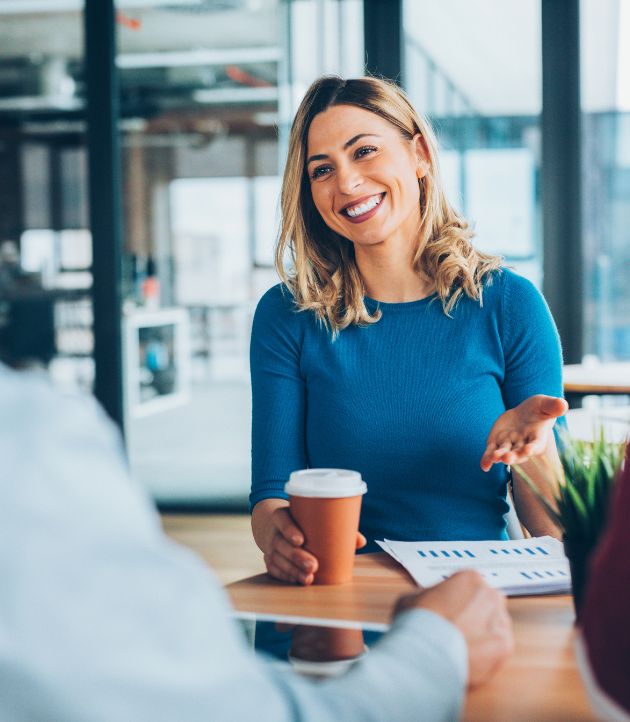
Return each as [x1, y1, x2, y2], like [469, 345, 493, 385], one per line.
[376, 536, 571, 596]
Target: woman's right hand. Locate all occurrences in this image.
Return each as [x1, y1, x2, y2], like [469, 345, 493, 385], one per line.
[251, 499, 319, 585]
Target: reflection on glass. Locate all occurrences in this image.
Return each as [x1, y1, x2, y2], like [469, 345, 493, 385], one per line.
[250, 621, 380, 679]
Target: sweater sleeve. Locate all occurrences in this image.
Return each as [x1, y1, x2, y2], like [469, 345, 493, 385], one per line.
[498, 270, 564, 410]
[261, 608, 467, 722]
[250, 284, 308, 509]
[308, 609, 468, 722]
[575, 634, 630, 722]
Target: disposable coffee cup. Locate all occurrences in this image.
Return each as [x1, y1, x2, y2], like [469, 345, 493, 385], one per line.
[285, 469, 367, 585]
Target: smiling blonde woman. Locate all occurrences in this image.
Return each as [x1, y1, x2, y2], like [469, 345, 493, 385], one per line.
[250, 76, 568, 586]
[277, 75, 501, 332]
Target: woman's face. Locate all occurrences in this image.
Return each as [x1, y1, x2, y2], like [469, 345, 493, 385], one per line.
[306, 104, 429, 250]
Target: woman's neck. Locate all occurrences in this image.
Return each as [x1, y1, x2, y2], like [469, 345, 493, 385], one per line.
[355, 241, 433, 303]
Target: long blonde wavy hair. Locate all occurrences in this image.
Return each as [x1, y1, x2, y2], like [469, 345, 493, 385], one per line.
[276, 75, 502, 333]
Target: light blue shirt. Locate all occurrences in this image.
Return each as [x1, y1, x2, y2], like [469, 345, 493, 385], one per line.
[0, 365, 467, 722]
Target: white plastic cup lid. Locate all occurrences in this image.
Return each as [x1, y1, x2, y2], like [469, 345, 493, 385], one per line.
[285, 468, 367, 498]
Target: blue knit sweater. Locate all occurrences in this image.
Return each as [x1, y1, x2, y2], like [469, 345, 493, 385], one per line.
[250, 268, 563, 550]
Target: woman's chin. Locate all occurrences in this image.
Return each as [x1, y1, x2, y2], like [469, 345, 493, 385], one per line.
[347, 228, 388, 247]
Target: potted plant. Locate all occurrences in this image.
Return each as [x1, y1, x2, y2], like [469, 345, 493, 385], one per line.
[514, 430, 626, 619]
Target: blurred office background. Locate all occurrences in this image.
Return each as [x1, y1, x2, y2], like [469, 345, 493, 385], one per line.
[0, 0, 628, 509]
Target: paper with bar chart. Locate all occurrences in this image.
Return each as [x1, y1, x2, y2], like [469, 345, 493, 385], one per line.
[376, 536, 571, 596]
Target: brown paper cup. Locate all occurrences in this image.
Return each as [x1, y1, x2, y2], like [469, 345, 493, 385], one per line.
[289, 494, 363, 584]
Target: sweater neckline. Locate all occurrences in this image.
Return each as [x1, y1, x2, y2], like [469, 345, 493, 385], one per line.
[364, 292, 438, 312]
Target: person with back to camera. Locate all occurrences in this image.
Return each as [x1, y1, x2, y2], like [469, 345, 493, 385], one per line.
[0, 298, 514, 721]
[250, 75, 569, 585]
[577, 440, 630, 721]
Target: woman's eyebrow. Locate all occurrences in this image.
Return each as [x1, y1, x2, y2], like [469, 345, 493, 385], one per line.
[306, 133, 381, 165]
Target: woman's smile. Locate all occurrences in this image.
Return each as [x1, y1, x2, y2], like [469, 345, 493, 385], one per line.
[307, 104, 426, 248]
[340, 192, 386, 223]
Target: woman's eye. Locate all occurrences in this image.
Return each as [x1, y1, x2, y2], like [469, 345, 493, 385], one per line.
[355, 145, 377, 159]
[310, 165, 332, 180]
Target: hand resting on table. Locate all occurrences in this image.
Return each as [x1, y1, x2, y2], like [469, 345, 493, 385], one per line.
[252, 498, 366, 585]
[394, 570, 514, 688]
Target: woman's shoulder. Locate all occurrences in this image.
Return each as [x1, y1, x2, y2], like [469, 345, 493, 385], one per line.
[251, 283, 316, 357]
[254, 282, 297, 315]
[252, 283, 309, 335]
[484, 267, 558, 347]
[481, 266, 543, 307]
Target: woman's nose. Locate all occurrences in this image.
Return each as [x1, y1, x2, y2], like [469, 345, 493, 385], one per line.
[336, 163, 362, 194]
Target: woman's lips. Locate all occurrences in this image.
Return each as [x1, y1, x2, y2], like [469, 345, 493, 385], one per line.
[341, 193, 385, 224]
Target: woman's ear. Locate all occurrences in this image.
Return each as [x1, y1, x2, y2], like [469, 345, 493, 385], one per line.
[413, 133, 430, 179]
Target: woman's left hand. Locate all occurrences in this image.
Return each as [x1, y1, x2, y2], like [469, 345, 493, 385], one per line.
[480, 395, 568, 472]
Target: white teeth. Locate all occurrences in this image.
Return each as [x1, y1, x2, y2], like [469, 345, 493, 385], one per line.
[346, 194, 382, 218]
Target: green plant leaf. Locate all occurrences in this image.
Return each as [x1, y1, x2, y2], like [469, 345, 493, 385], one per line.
[513, 428, 624, 541]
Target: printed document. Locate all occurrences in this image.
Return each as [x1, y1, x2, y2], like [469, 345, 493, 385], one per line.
[377, 536, 571, 596]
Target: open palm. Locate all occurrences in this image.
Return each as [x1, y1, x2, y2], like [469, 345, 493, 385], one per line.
[480, 395, 568, 472]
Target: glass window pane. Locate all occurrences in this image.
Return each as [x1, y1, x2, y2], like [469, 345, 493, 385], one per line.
[253, 175, 281, 266]
[117, 0, 364, 506]
[0, 4, 92, 390]
[581, 0, 630, 360]
[403, 0, 542, 285]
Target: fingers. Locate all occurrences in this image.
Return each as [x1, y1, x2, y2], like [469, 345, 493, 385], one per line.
[395, 573, 513, 687]
[434, 569, 483, 597]
[264, 533, 318, 584]
[263, 508, 318, 585]
[438, 575, 513, 688]
[480, 444, 496, 472]
[394, 568, 513, 687]
[481, 431, 547, 471]
[536, 395, 568, 419]
[264, 549, 315, 586]
[481, 424, 524, 471]
[482, 396, 567, 472]
[356, 532, 367, 550]
[500, 441, 545, 466]
[482, 438, 522, 471]
[272, 507, 304, 546]
[488, 441, 546, 468]
[395, 570, 485, 619]
[516, 394, 567, 422]
[465, 590, 514, 687]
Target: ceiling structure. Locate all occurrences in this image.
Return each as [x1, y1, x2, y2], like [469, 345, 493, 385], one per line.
[0, 0, 626, 126]
[0, 0, 281, 124]
[405, 0, 625, 116]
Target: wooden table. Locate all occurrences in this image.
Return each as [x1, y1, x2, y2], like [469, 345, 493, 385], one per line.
[564, 362, 630, 404]
[228, 553, 597, 722]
